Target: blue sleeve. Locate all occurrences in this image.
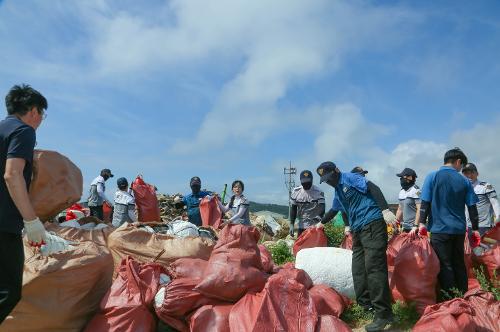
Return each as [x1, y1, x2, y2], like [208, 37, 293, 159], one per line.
[332, 196, 344, 211]
[182, 195, 188, 205]
[7, 126, 36, 161]
[465, 179, 479, 206]
[420, 173, 434, 202]
[343, 173, 367, 193]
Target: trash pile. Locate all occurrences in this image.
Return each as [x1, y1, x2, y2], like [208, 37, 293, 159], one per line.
[157, 193, 185, 221]
[250, 211, 290, 240]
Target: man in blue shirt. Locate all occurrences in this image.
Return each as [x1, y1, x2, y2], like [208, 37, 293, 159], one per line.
[0, 84, 48, 323]
[317, 161, 397, 332]
[413, 148, 480, 298]
[174, 176, 212, 226]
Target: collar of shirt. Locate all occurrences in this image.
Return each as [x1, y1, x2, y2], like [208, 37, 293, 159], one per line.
[337, 172, 368, 194]
[440, 165, 457, 172]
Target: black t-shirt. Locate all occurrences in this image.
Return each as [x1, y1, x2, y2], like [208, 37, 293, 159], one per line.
[0, 115, 36, 234]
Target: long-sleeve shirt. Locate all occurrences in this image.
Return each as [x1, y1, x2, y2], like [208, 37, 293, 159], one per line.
[218, 194, 250, 225]
[88, 175, 111, 206]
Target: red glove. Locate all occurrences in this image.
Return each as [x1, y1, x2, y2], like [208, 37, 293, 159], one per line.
[470, 231, 481, 248]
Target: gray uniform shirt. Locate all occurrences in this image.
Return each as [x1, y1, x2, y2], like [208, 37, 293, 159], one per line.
[88, 175, 106, 207]
[466, 180, 500, 228]
[290, 185, 325, 229]
[398, 185, 421, 230]
[112, 189, 137, 227]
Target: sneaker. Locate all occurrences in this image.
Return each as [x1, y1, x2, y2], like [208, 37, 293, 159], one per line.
[365, 317, 393, 332]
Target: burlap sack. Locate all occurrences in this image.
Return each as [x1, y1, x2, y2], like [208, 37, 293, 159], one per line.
[29, 149, 83, 221]
[45, 222, 114, 247]
[107, 223, 215, 277]
[0, 234, 113, 332]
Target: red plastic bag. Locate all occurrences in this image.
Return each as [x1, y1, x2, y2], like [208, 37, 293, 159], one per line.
[229, 274, 318, 332]
[309, 284, 351, 317]
[463, 289, 500, 332]
[472, 244, 500, 287]
[156, 278, 225, 332]
[340, 234, 352, 250]
[482, 223, 500, 241]
[393, 236, 439, 314]
[413, 298, 477, 332]
[167, 258, 208, 279]
[84, 257, 166, 332]
[103, 201, 113, 222]
[386, 233, 412, 267]
[275, 263, 313, 289]
[293, 227, 328, 256]
[131, 175, 160, 222]
[258, 244, 274, 273]
[195, 224, 267, 302]
[316, 315, 352, 332]
[387, 266, 405, 302]
[200, 196, 223, 229]
[189, 304, 232, 332]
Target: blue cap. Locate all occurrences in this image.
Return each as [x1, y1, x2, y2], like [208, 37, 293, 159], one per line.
[117, 177, 128, 187]
[300, 170, 313, 183]
[316, 161, 337, 183]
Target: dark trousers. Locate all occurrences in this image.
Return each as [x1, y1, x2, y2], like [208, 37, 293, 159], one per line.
[352, 219, 392, 319]
[430, 233, 467, 297]
[0, 232, 24, 324]
[89, 205, 104, 220]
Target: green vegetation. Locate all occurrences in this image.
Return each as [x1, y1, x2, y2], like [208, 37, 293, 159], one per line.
[323, 222, 345, 247]
[340, 303, 374, 328]
[391, 301, 420, 330]
[474, 266, 499, 301]
[266, 240, 294, 265]
[249, 201, 289, 216]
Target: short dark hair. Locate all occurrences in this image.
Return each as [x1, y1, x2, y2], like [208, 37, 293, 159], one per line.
[232, 180, 244, 192]
[444, 147, 468, 166]
[5, 84, 48, 116]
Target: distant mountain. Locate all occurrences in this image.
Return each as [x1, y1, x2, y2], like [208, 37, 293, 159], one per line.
[249, 201, 289, 216]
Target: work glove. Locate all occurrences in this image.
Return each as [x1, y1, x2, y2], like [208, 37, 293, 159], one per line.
[23, 217, 47, 246]
[344, 226, 351, 235]
[410, 224, 427, 238]
[289, 227, 294, 237]
[470, 230, 481, 248]
[382, 209, 397, 226]
[315, 222, 324, 228]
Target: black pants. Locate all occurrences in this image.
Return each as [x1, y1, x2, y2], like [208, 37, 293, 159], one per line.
[89, 205, 104, 220]
[430, 233, 467, 297]
[352, 219, 392, 319]
[0, 232, 24, 324]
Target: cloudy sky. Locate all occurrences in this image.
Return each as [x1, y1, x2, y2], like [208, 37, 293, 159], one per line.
[1, 0, 499, 206]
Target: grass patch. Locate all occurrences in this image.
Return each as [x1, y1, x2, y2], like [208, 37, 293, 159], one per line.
[340, 303, 374, 328]
[323, 222, 345, 247]
[474, 266, 500, 301]
[392, 301, 420, 330]
[266, 240, 294, 265]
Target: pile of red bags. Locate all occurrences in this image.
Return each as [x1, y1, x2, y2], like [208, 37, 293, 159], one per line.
[292, 226, 328, 256]
[85, 257, 167, 332]
[131, 175, 161, 222]
[153, 224, 353, 332]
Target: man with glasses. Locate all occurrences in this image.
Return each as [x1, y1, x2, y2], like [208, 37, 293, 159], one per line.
[413, 147, 480, 297]
[0, 84, 48, 322]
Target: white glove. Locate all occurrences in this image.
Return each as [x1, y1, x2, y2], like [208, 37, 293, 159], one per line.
[23, 217, 47, 246]
[382, 209, 397, 226]
[173, 196, 182, 204]
[344, 226, 351, 235]
[315, 222, 324, 228]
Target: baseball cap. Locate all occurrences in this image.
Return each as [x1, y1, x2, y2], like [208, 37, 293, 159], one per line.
[351, 166, 368, 175]
[101, 168, 114, 178]
[117, 177, 128, 187]
[396, 168, 417, 178]
[462, 163, 478, 173]
[190, 176, 201, 186]
[316, 161, 337, 183]
[300, 170, 313, 183]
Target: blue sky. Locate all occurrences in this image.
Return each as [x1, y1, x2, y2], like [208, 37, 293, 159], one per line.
[1, 0, 499, 206]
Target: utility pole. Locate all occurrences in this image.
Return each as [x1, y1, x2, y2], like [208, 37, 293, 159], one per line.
[284, 161, 296, 220]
